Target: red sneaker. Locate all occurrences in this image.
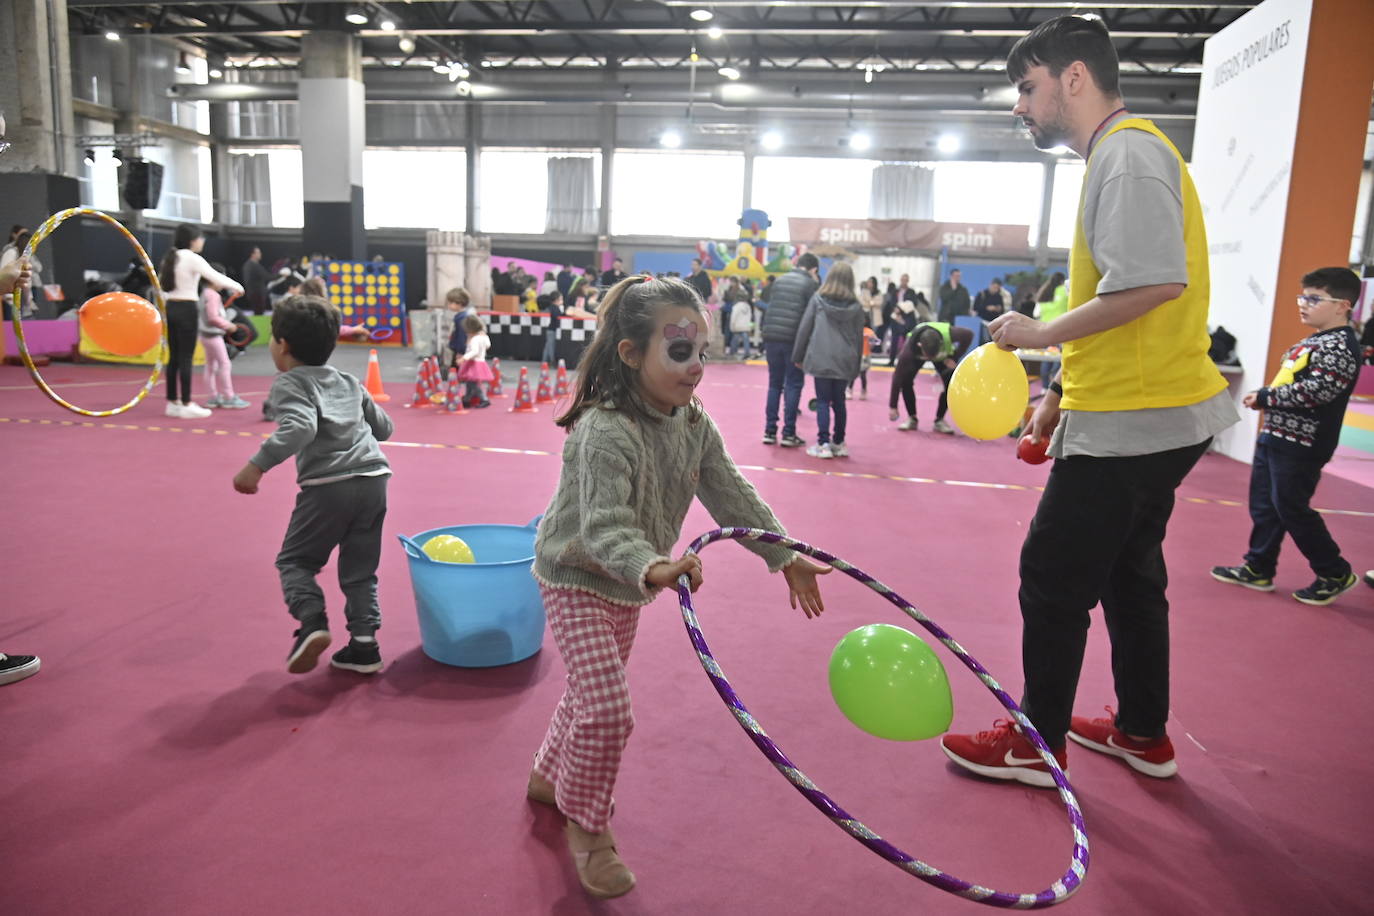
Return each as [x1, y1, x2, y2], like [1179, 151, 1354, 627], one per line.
[1067, 707, 1177, 778]
[940, 719, 1068, 789]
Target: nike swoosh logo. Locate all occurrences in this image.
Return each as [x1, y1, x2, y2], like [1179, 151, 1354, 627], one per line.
[1003, 749, 1046, 767]
[1107, 735, 1149, 756]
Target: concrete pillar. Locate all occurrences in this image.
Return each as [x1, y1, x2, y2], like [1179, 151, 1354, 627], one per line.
[465, 103, 481, 233]
[0, 0, 81, 318]
[599, 104, 614, 238]
[300, 31, 365, 260]
[1034, 159, 1056, 268]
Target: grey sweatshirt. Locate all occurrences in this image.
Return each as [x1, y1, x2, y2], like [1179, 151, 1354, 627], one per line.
[792, 293, 865, 380]
[251, 365, 393, 485]
[534, 401, 796, 606]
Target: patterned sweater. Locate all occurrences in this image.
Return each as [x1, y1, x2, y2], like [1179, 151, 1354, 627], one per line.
[533, 401, 797, 606]
[1254, 325, 1360, 463]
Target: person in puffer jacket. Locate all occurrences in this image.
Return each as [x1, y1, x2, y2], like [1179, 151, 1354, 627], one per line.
[791, 261, 865, 459]
[759, 252, 819, 447]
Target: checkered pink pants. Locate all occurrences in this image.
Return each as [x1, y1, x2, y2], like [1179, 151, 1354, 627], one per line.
[533, 584, 642, 833]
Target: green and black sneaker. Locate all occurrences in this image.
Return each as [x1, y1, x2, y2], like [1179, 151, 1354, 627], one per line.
[1210, 564, 1275, 592]
[1292, 572, 1360, 607]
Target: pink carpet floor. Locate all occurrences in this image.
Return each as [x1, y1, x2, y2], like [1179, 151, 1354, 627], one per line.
[3, 360, 1372, 915]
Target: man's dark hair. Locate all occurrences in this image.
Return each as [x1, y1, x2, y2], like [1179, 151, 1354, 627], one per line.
[1007, 15, 1120, 98]
[796, 252, 820, 271]
[1301, 267, 1361, 307]
[271, 295, 339, 366]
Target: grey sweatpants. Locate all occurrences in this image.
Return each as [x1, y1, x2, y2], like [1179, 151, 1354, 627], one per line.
[276, 474, 388, 637]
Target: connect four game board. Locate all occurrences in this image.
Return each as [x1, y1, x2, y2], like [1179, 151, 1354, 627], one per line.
[317, 260, 409, 345]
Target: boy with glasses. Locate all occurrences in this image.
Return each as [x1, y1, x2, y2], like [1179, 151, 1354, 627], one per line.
[1211, 267, 1363, 605]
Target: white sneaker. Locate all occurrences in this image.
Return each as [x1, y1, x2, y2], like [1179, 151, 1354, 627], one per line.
[933, 419, 955, 435]
[830, 443, 849, 458]
[165, 402, 187, 419]
[805, 443, 834, 459]
[181, 402, 212, 419]
[898, 417, 918, 431]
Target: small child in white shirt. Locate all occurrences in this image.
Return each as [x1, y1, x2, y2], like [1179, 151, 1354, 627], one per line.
[455, 313, 493, 408]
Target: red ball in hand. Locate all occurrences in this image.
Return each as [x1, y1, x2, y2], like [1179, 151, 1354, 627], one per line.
[1017, 434, 1051, 465]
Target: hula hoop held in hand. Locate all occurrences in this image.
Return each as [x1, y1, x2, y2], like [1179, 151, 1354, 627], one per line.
[677, 527, 1089, 909]
[7, 208, 167, 417]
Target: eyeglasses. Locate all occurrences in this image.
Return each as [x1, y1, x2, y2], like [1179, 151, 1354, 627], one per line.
[1296, 294, 1347, 307]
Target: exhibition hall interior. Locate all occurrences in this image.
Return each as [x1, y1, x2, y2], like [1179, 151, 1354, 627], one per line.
[3, 0, 1372, 912]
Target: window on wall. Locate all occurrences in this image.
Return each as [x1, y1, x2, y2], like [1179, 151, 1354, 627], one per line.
[478, 148, 601, 234]
[752, 156, 876, 242]
[363, 149, 467, 230]
[611, 150, 745, 238]
[229, 148, 304, 228]
[1046, 161, 1086, 250]
[931, 161, 1046, 249]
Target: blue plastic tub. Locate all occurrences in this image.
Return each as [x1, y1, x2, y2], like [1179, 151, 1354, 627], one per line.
[399, 518, 546, 667]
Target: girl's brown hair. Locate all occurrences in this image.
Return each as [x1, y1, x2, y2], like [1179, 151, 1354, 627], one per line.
[299, 276, 328, 298]
[556, 276, 705, 431]
[816, 261, 857, 303]
[462, 313, 484, 335]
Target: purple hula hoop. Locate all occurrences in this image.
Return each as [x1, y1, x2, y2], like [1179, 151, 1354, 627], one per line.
[678, 527, 1089, 908]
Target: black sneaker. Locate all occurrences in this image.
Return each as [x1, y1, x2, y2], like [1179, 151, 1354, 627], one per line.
[1293, 572, 1359, 606]
[761, 433, 777, 445]
[1210, 564, 1275, 592]
[779, 435, 806, 448]
[0, 652, 41, 686]
[286, 621, 331, 674]
[331, 639, 383, 674]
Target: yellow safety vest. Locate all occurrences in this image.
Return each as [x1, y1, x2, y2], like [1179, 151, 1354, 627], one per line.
[1063, 118, 1226, 411]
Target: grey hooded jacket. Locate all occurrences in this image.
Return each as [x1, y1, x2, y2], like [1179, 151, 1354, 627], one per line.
[792, 293, 866, 381]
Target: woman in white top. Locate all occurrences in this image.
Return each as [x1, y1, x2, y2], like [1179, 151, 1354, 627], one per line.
[157, 224, 243, 418]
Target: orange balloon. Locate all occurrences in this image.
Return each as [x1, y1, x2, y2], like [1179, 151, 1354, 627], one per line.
[80, 292, 162, 356]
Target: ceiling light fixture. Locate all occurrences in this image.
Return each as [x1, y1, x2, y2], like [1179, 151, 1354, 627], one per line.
[937, 133, 961, 154]
[111, 149, 124, 166]
[433, 60, 450, 74]
[717, 66, 740, 80]
[707, 26, 722, 39]
[105, 30, 119, 41]
[848, 132, 872, 152]
[84, 148, 96, 166]
[689, 9, 714, 22]
[660, 129, 683, 149]
[398, 35, 416, 54]
[379, 18, 397, 31]
[457, 80, 471, 95]
[175, 52, 192, 74]
[760, 129, 783, 151]
[344, 7, 369, 25]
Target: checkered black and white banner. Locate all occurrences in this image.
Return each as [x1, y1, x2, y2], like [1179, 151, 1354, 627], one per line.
[484, 312, 596, 342]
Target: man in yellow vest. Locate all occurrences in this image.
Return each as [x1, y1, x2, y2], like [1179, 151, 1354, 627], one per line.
[940, 15, 1237, 789]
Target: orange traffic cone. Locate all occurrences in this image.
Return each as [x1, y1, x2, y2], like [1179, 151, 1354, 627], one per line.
[445, 366, 468, 414]
[426, 357, 444, 403]
[487, 358, 506, 398]
[536, 362, 554, 403]
[364, 348, 390, 402]
[408, 361, 431, 408]
[509, 367, 537, 413]
[554, 358, 570, 398]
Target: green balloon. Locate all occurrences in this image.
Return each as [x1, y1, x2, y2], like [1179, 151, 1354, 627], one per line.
[828, 623, 953, 741]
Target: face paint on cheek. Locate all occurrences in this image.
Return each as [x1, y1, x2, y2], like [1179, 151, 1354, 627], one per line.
[659, 317, 706, 375]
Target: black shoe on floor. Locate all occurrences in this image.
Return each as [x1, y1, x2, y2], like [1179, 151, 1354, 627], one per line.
[1210, 564, 1275, 592]
[1292, 572, 1359, 606]
[761, 433, 777, 445]
[0, 653, 41, 686]
[779, 435, 806, 448]
[286, 620, 331, 674]
[331, 639, 383, 674]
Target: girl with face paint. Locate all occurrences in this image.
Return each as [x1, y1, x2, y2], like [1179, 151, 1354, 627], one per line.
[528, 275, 831, 900]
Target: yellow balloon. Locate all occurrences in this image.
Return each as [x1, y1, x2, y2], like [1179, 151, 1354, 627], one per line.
[422, 534, 475, 564]
[946, 344, 1030, 440]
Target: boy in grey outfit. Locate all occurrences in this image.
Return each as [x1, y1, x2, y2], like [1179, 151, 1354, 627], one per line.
[233, 295, 394, 675]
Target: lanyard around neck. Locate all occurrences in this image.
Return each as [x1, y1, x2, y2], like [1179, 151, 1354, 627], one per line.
[1086, 107, 1129, 159]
